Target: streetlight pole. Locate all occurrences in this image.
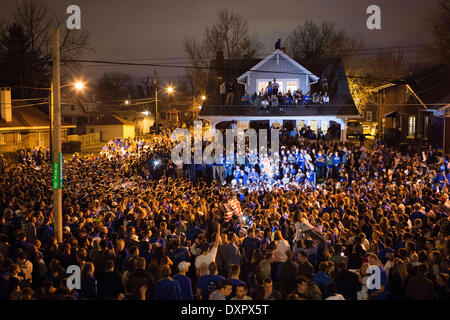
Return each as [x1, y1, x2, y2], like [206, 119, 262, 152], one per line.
[154, 69, 158, 126]
[50, 74, 54, 156]
[53, 28, 63, 243]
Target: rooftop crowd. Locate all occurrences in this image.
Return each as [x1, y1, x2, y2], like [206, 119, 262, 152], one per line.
[0, 128, 449, 300]
[240, 78, 330, 111]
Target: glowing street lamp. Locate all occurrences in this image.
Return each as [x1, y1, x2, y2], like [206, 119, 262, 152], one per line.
[167, 86, 174, 94]
[142, 111, 149, 116]
[124, 100, 130, 105]
[201, 95, 206, 101]
[74, 81, 84, 91]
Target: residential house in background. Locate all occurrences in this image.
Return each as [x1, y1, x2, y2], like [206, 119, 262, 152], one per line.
[61, 95, 99, 135]
[372, 63, 449, 149]
[199, 49, 360, 140]
[0, 87, 75, 153]
[85, 113, 135, 142]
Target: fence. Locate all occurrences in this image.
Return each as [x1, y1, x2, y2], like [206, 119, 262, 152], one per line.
[67, 132, 100, 147]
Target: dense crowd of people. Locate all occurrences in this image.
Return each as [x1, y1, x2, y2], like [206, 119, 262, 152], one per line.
[0, 129, 449, 300]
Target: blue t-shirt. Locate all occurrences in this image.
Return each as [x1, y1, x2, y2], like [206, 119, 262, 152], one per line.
[172, 274, 193, 300]
[152, 278, 183, 300]
[367, 266, 388, 300]
[333, 156, 341, 166]
[170, 247, 189, 269]
[377, 248, 394, 265]
[197, 274, 225, 300]
[314, 271, 333, 298]
[316, 155, 325, 167]
[242, 237, 261, 259]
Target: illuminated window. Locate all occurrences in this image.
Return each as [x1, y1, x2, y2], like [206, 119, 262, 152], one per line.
[257, 80, 271, 93]
[0, 133, 4, 144]
[321, 121, 328, 132]
[285, 80, 298, 93]
[309, 120, 317, 132]
[408, 116, 416, 137]
[366, 111, 373, 122]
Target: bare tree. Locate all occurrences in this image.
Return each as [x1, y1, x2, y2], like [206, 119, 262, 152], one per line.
[0, 0, 90, 86]
[183, 9, 263, 95]
[287, 20, 362, 60]
[96, 72, 132, 101]
[426, 0, 450, 62]
[136, 76, 153, 98]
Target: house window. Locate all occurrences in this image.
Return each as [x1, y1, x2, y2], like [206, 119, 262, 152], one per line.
[257, 80, 271, 93]
[14, 132, 21, 145]
[36, 132, 44, 146]
[0, 133, 4, 144]
[309, 120, 318, 132]
[366, 111, 373, 122]
[321, 121, 328, 132]
[424, 115, 429, 139]
[285, 80, 298, 93]
[408, 116, 416, 137]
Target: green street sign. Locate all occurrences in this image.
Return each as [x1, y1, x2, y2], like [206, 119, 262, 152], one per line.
[53, 161, 60, 189]
[59, 152, 63, 188]
[52, 152, 63, 189]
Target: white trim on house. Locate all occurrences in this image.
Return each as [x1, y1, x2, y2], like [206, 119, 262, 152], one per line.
[237, 49, 319, 84]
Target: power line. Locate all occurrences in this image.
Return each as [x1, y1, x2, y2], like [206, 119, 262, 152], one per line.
[12, 101, 49, 108]
[11, 97, 48, 102]
[63, 59, 397, 82]
[91, 44, 429, 62]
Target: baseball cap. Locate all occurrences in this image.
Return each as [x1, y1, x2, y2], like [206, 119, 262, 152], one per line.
[178, 261, 191, 272]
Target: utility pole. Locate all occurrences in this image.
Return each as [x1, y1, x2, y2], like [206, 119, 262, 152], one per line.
[49, 74, 54, 156]
[154, 69, 158, 126]
[193, 97, 196, 122]
[378, 93, 382, 143]
[52, 28, 63, 243]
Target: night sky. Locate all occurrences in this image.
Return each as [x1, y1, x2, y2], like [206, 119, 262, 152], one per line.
[0, 0, 442, 83]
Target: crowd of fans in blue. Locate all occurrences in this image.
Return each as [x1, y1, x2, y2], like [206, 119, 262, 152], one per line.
[0, 128, 449, 300]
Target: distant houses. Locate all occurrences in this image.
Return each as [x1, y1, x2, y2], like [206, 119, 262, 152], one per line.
[371, 63, 449, 149]
[86, 113, 135, 141]
[0, 87, 75, 153]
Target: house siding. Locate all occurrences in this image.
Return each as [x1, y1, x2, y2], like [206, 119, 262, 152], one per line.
[244, 53, 312, 95]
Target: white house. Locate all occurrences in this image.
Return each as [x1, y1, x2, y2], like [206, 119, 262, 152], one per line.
[199, 49, 360, 140]
[237, 49, 319, 96]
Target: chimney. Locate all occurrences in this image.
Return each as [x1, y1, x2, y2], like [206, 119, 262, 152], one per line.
[216, 51, 224, 81]
[0, 87, 12, 123]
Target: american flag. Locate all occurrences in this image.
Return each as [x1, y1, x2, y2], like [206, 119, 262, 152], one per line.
[224, 198, 243, 222]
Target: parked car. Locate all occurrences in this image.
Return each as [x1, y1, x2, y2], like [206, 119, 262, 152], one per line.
[346, 120, 363, 139]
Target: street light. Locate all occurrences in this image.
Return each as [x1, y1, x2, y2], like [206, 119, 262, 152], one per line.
[167, 86, 174, 94]
[201, 95, 206, 101]
[124, 100, 130, 105]
[74, 81, 84, 91]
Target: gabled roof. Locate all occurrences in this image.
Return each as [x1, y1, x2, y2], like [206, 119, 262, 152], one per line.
[237, 49, 319, 83]
[204, 53, 356, 108]
[372, 63, 450, 108]
[406, 63, 449, 107]
[88, 113, 135, 126]
[0, 105, 75, 131]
